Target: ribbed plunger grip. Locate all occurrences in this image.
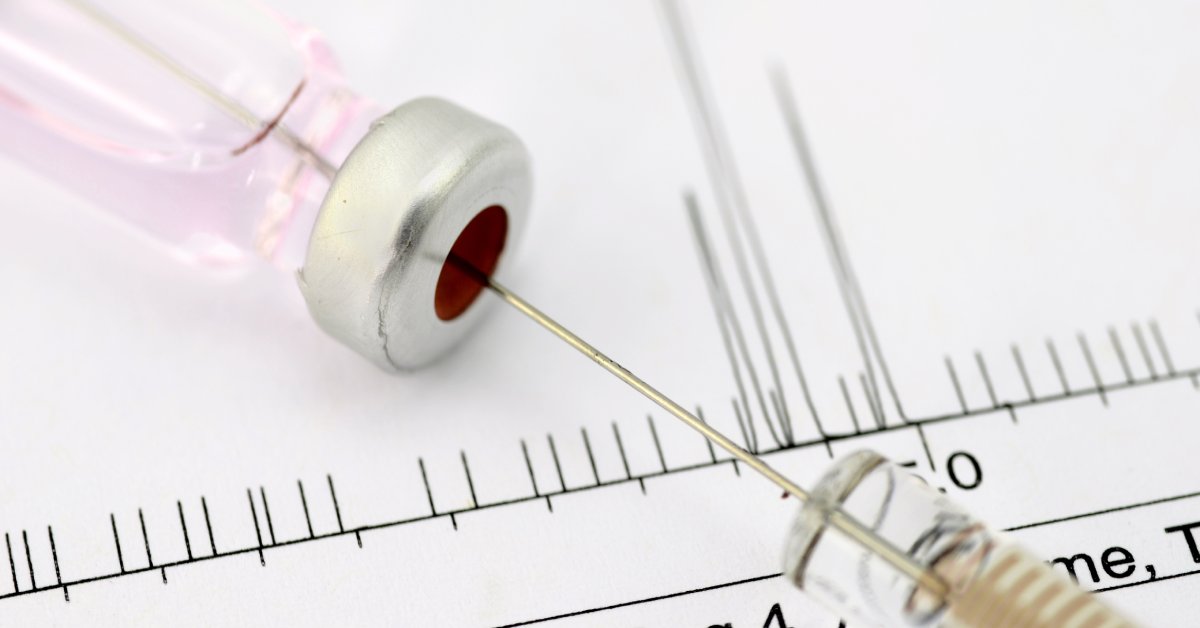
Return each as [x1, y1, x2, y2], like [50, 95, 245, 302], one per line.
[944, 545, 1135, 628]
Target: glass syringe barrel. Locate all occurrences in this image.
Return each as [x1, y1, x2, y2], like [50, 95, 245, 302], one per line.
[0, 0, 384, 268]
[786, 450, 1134, 627]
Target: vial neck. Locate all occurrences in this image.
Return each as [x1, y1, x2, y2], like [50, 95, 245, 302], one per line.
[259, 85, 386, 269]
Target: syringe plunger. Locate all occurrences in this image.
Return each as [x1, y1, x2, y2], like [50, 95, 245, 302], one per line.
[786, 450, 1133, 627]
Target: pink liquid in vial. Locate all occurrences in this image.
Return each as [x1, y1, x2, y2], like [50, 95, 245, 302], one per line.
[0, 0, 386, 268]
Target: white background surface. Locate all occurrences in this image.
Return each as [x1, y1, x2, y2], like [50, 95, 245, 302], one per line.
[2, 1, 1200, 625]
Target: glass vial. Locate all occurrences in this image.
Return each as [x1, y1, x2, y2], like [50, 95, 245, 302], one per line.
[0, 0, 384, 267]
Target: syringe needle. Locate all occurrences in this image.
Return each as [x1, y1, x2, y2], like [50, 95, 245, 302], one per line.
[453, 254, 948, 599]
[483, 275, 806, 498]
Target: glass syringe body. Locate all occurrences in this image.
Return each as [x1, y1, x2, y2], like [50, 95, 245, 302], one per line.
[0, 0, 384, 267]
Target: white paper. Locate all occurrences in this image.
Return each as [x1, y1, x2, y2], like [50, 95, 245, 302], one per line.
[2, 1, 1200, 626]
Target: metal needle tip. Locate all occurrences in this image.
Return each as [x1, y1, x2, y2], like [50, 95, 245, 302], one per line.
[445, 253, 948, 599]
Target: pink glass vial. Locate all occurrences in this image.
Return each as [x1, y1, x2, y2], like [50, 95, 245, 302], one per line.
[0, 0, 533, 369]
